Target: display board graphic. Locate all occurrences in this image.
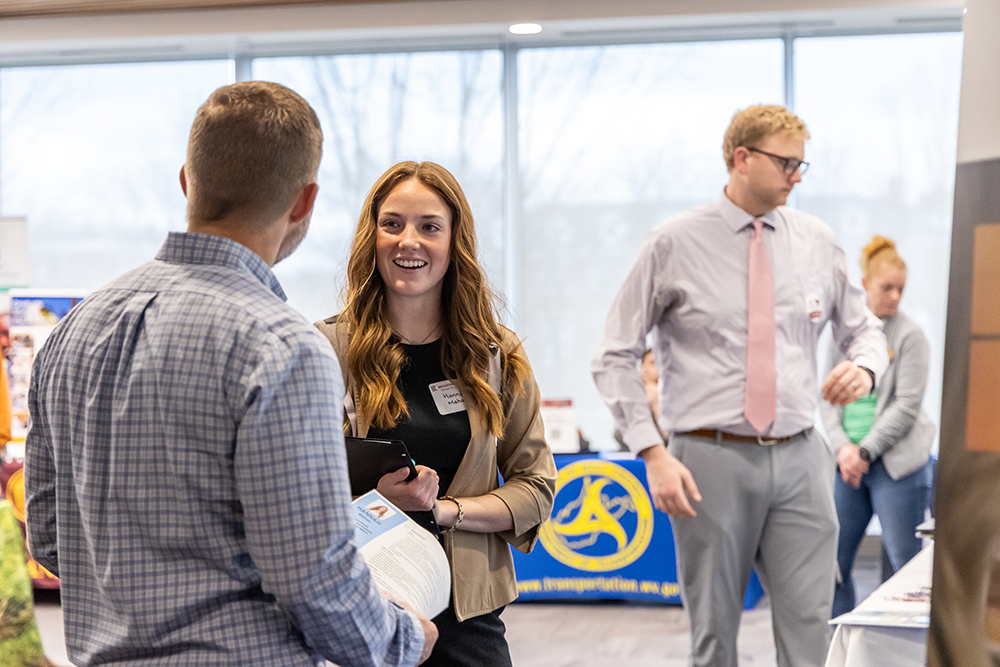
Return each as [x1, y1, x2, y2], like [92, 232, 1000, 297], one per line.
[513, 453, 764, 608]
[7, 291, 84, 440]
[3, 289, 86, 589]
[538, 458, 654, 572]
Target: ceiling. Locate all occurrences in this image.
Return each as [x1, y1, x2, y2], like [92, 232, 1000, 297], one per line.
[0, 0, 965, 66]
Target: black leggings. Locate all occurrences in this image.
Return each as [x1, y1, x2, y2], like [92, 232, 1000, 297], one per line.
[423, 604, 512, 667]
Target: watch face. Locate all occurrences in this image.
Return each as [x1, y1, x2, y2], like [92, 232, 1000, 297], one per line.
[859, 448, 871, 462]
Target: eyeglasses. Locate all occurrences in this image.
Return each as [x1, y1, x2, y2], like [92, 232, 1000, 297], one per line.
[746, 147, 810, 176]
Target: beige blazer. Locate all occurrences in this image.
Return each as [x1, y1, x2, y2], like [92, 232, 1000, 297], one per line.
[315, 317, 556, 621]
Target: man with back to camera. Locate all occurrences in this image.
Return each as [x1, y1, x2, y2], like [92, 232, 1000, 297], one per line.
[23, 81, 437, 666]
[592, 104, 889, 667]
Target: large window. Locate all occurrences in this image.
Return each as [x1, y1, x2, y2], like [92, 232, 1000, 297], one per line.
[518, 40, 784, 447]
[0, 31, 963, 451]
[252, 51, 504, 323]
[0, 60, 229, 288]
[794, 32, 964, 437]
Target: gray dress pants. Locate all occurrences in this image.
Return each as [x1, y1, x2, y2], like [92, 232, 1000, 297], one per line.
[668, 429, 838, 667]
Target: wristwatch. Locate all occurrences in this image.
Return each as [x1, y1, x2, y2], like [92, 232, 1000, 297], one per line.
[860, 367, 876, 394]
[858, 446, 873, 462]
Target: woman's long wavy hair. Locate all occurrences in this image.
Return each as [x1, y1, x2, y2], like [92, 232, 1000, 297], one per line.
[342, 161, 529, 437]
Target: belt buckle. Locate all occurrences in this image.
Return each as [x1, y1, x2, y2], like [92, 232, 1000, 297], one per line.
[756, 435, 780, 446]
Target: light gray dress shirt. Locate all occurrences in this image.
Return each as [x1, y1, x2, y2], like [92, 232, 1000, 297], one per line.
[593, 191, 889, 453]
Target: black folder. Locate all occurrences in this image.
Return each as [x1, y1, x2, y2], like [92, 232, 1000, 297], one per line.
[344, 436, 418, 496]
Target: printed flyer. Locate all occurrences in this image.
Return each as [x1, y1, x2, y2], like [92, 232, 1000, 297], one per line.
[353, 490, 450, 619]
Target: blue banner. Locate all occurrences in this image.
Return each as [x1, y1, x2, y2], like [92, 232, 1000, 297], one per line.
[512, 453, 764, 609]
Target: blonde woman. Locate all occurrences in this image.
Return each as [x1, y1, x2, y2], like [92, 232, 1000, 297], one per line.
[316, 161, 555, 667]
[821, 235, 934, 617]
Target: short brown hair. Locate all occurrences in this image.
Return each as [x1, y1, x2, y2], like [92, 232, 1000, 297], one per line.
[185, 81, 322, 230]
[722, 104, 809, 171]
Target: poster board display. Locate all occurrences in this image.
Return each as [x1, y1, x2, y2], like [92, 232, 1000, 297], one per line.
[7, 290, 86, 440]
[927, 160, 1000, 665]
[2, 289, 86, 589]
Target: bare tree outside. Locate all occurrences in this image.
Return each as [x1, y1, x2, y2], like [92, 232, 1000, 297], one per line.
[517, 40, 784, 448]
[0, 61, 228, 289]
[795, 32, 964, 444]
[0, 36, 962, 453]
[253, 50, 504, 323]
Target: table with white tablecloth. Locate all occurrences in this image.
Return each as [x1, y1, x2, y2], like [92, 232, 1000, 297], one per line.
[825, 543, 932, 667]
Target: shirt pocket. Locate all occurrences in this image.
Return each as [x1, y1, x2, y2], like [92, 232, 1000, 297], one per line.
[775, 249, 830, 335]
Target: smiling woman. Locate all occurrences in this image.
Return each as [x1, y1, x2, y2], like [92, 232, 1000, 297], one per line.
[314, 160, 556, 667]
[375, 178, 453, 333]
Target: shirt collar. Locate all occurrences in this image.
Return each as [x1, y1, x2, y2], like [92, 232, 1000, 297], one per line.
[155, 232, 287, 301]
[717, 189, 780, 234]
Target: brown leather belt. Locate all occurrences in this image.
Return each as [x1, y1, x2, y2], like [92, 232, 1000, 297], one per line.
[683, 428, 810, 445]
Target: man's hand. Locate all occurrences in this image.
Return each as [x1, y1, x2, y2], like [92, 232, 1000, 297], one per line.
[822, 361, 872, 406]
[836, 444, 869, 489]
[383, 594, 438, 664]
[377, 465, 439, 512]
[415, 613, 438, 664]
[638, 444, 701, 517]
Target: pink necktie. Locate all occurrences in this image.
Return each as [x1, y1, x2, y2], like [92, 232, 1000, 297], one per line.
[745, 219, 777, 433]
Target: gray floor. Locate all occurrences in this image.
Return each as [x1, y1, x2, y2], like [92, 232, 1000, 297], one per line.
[32, 549, 882, 667]
[505, 548, 881, 667]
[506, 601, 776, 667]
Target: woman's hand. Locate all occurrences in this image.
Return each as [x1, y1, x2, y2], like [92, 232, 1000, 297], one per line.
[837, 444, 869, 489]
[376, 465, 440, 511]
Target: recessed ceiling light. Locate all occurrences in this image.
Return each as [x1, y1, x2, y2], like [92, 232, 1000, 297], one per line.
[509, 23, 543, 35]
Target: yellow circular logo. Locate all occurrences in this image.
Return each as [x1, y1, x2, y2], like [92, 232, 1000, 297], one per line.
[539, 460, 654, 572]
[5, 468, 26, 523]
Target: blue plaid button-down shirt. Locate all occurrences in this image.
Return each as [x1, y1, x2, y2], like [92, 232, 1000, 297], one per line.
[25, 232, 423, 667]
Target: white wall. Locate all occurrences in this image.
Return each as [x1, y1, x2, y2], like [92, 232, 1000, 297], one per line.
[956, 0, 1000, 164]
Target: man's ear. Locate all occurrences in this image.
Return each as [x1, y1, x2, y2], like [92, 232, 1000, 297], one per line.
[732, 146, 751, 175]
[179, 165, 188, 197]
[289, 182, 319, 223]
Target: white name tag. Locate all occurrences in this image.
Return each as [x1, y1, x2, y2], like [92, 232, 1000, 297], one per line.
[429, 380, 467, 415]
[806, 293, 823, 322]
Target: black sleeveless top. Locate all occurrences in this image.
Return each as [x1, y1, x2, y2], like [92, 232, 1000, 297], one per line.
[367, 340, 473, 523]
